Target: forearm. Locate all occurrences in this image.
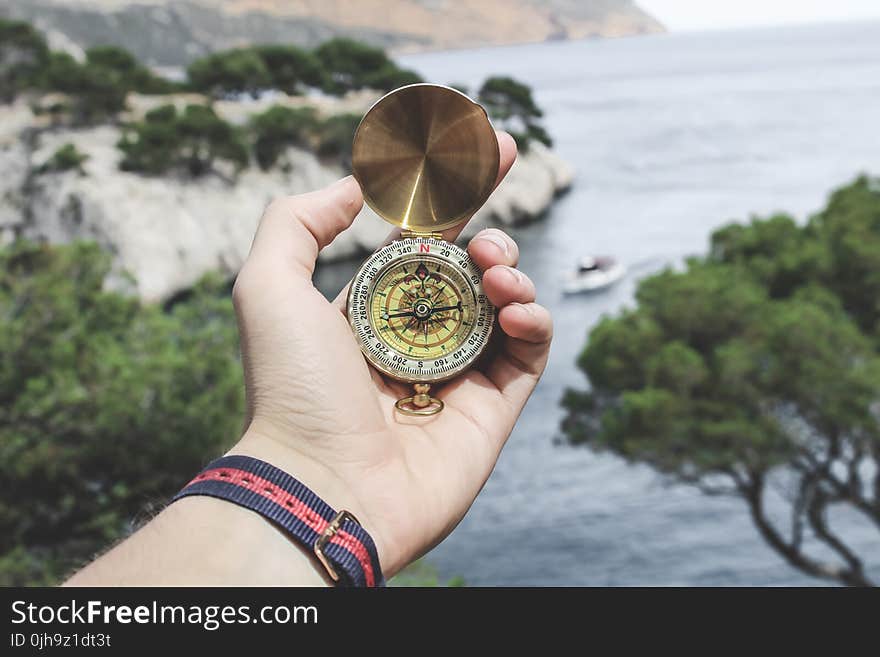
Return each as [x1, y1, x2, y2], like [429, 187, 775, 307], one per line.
[64, 428, 368, 587]
[65, 495, 330, 586]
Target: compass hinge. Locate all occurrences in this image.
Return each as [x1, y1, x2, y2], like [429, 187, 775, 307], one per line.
[400, 230, 444, 240]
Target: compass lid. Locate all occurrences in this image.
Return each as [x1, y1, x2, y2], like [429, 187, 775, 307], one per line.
[351, 84, 500, 233]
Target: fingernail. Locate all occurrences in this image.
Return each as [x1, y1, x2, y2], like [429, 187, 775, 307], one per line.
[475, 229, 510, 256]
[501, 265, 523, 283]
[508, 302, 534, 316]
[331, 175, 354, 188]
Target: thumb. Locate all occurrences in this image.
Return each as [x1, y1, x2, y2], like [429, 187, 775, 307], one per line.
[246, 176, 364, 278]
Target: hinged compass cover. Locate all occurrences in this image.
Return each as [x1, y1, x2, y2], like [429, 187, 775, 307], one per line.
[351, 84, 500, 233]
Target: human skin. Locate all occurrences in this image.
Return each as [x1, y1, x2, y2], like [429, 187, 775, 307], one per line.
[66, 132, 553, 585]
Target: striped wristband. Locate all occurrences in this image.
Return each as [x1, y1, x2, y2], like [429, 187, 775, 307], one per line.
[173, 455, 384, 587]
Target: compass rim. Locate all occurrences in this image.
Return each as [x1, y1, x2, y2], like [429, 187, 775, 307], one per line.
[346, 239, 495, 385]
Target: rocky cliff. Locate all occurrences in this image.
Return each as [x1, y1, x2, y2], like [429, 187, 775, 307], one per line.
[1, 0, 665, 67]
[0, 93, 573, 302]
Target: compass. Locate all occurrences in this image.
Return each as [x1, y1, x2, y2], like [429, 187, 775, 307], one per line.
[346, 84, 500, 416]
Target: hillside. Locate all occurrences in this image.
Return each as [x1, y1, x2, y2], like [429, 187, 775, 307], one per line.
[0, 94, 572, 301]
[1, 0, 665, 67]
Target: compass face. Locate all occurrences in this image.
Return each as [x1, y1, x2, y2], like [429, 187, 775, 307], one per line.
[347, 237, 494, 384]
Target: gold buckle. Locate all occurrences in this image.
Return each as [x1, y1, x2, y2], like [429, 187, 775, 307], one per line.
[314, 509, 360, 582]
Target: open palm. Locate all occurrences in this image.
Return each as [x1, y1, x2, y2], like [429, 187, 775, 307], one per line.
[231, 133, 552, 577]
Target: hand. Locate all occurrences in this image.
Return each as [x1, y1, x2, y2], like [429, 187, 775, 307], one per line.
[231, 132, 553, 578]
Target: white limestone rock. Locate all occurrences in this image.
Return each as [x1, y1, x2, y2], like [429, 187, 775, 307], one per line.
[2, 101, 573, 302]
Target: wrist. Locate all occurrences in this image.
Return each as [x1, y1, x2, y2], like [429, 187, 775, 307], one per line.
[229, 422, 395, 578]
[65, 493, 332, 586]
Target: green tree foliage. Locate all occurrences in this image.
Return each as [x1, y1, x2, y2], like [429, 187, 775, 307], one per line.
[187, 45, 328, 98]
[314, 113, 361, 168]
[36, 143, 89, 175]
[187, 48, 271, 98]
[562, 177, 880, 586]
[119, 104, 249, 177]
[478, 76, 552, 151]
[40, 52, 82, 94]
[314, 38, 422, 95]
[248, 106, 362, 171]
[252, 45, 325, 94]
[36, 51, 128, 123]
[390, 559, 465, 587]
[187, 40, 422, 98]
[0, 19, 175, 120]
[33, 45, 172, 124]
[0, 19, 49, 102]
[363, 65, 423, 94]
[0, 241, 243, 585]
[84, 45, 178, 94]
[249, 105, 318, 170]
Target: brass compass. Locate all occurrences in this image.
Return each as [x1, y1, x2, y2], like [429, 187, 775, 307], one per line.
[347, 84, 500, 416]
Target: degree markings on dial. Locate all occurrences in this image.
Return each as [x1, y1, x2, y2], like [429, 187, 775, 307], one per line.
[350, 241, 493, 381]
[373, 257, 472, 356]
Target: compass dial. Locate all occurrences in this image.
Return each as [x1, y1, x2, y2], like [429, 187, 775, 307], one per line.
[347, 237, 494, 384]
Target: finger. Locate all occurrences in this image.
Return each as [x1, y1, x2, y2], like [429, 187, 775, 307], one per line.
[441, 130, 517, 242]
[467, 228, 519, 271]
[248, 176, 363, 278]
[493, 131, 519, 189]
[332, 224, 521, 312]
[481, 265, 535, 307]
[437, 301, 551, 452]
[488, 302, 553, 406]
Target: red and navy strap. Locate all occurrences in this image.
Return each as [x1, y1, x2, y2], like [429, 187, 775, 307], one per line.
[173, 455, 384, 587]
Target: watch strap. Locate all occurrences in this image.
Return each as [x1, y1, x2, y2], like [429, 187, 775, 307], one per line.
[173, 455, 384, 587]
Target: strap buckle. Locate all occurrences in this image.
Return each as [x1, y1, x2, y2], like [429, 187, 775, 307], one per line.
[314, 509, 360, 582]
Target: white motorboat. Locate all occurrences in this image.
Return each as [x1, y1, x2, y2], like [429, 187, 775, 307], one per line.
[563, 256, 627, 294]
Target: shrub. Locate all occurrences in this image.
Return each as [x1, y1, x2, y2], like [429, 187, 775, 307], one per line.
[187, 49, 271, 98]
[315, 38, 422, 95]
[390, 559, 465, 587]
[38, 51, 128, 124]
[85, 45, 178, 94]
[36, 143, 88, 174]
[315, 113, 361, 167]
[248, 108, 362, 171]
[0, 241, 244, 584]
[1, 20, 177, 111]
[478, 76, 552, 151]
[119, 104, 249, 177]
[0, 19, 50, 102]
[249, 105, 318, 170]
[562, 177, 880, 587]
[363, 64, 423, 93]
[253, 45, 324, 94]
[40, 52, 82, 94]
